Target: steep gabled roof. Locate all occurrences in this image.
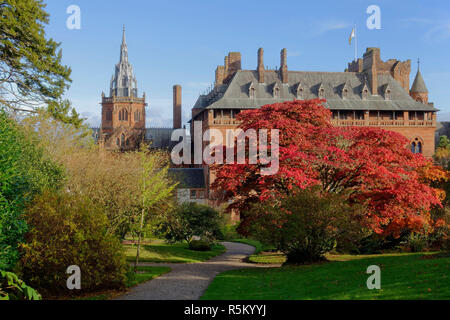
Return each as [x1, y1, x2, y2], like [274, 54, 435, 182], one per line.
[191, 70, 437, 116]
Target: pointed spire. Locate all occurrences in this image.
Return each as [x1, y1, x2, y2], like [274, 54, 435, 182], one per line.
[411, 59, 428, 93]
[120, 25, 128, 62]
[122, 25, 126, 45]
[110, 26, 138, 97]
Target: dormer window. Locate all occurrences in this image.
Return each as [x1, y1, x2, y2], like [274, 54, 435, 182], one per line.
[361, 83, 369, 100]
[318, 83, 325, 98]
[273, 83, 280, 98]
[384, 84, 391, 100]
[248, 82, 256, 99]
[341, 81, 350, 99]
[295, 82, 304, 99]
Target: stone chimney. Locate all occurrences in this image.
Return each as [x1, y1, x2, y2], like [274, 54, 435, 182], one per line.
[173, 85, 182, 129]
[280, 48, 288, 83]
[362, 48, 380, 95]
[215, 65, 224, 86]
[227, 52, 241, 74]
[257, 48, 265, 83]
[222, 52, 241, 83]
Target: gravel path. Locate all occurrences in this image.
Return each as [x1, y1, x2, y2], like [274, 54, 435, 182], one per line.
[116, 241, 279, 300]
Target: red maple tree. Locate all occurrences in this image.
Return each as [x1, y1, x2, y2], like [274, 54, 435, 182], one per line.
[211, 99, 444, 236]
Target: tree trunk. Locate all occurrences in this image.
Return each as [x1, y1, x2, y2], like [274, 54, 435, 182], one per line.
[134, 207, 145, 272]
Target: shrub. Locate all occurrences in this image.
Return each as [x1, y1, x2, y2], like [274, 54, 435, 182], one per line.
[154, 202, 223, 243]
[188, 240, 212, 251]
[247, 188, 366, 264]
[407, 233, 428, 252]
[18, 190, 128, 297]
[0, 111, 64, 270]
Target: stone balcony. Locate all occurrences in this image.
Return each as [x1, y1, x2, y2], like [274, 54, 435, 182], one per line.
[330, 119, 436, 127]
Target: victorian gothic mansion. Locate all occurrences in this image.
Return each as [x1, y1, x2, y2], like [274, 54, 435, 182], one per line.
[97, 29, 438, 212]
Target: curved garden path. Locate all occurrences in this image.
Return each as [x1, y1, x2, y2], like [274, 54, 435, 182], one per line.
[116, 241, 279, 300]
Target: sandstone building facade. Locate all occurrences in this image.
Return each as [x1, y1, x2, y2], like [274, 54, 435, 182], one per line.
[96, 31, 438, 212]
[189, 47, 437, 214]
[99, 28, 184, 151]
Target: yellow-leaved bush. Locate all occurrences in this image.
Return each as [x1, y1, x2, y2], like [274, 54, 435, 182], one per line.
[18, 190, 129, 297]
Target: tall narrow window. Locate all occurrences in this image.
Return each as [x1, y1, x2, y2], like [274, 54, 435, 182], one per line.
[417, 142, 422, 154]
[411, 142, 416, 153]
[121, 134, 125, 147]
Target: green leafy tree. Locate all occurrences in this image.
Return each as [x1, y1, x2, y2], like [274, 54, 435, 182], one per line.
[0, 0, 71, 113]
[434, 135, 450, 169]
[154, 203, 224, 245]
[134, 145, 178, 271]
[38, 99, 86, 128]
[0, 110, 64, 270]
[247, 187, 366, 264]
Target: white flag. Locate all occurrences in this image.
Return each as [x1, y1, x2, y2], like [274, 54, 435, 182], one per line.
[349, 28, 355, 45]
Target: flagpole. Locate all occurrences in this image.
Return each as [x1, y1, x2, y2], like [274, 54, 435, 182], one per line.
[354, 24, 357, 61]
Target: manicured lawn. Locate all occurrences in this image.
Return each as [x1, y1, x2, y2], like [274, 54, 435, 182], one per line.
[126, 266, 171, 287]
[124, 239, 226, 263]
[201, 251, 450, 300]
[249, 252, 286, 264]
[78, 266, 171, 300]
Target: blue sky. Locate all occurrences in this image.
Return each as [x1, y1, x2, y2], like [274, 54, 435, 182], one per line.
[44, 0, 450, 127]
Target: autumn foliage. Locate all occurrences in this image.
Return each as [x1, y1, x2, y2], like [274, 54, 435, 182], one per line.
[212, 99, 445, 237]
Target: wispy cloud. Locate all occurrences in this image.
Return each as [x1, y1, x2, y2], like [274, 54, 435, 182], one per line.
[401, 18, 450, 41]
[310, 20, 352, 37]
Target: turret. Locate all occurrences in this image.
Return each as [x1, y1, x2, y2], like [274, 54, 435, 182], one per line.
[410, 60, 429, 104]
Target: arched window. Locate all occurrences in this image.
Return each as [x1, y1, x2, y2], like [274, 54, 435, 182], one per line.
[411, 138, 423, 154]
[417, 142, 422, 154]
[121, 134, 125, 147]
[126, 139, 130, 146]
[119, 109, 128, 121]
[116, 138, 120, 146]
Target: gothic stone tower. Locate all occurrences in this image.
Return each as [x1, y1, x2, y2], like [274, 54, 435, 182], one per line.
[100, 26, 146, 151]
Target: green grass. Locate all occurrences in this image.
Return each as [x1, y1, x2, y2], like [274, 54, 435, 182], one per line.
[124, 239, 226, 263]
[78, 266, 171, 300]
[248, 252, 286, 264]
[126, 266, 171, 287]
[201, 251, 450, 300]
